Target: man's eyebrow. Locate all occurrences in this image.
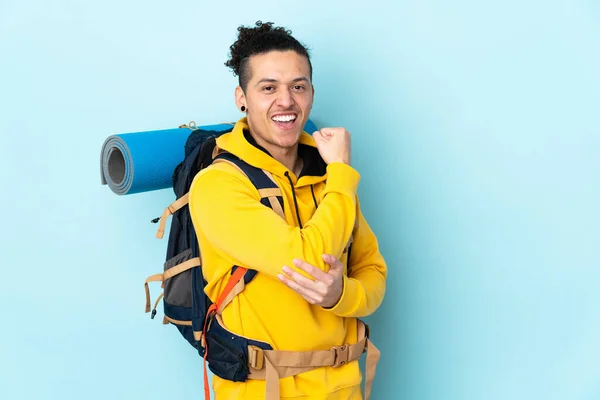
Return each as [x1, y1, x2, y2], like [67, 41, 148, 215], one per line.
[255, 77, 309, 86]
[256, 78, 278, 86]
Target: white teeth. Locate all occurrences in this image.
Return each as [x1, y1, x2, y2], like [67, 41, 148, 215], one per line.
[272, 114, 296, 122]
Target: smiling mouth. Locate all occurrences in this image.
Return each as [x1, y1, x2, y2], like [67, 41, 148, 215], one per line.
[271, 113, 298, 130]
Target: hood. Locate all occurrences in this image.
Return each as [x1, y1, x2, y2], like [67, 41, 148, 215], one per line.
[215, 117, 327, 187]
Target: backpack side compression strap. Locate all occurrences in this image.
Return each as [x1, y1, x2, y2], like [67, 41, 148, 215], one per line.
[155, 193, 190, 239]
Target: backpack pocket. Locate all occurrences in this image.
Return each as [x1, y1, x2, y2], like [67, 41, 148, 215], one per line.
[144, 249, 203, 349]
[164, 249, 194, 308]
[205, 327, 250, 382]
[205, 315, 274, 382]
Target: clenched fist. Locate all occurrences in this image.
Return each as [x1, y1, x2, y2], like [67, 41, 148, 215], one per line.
[312, 127, 351, 165]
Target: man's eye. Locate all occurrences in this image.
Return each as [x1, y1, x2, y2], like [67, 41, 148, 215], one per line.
[293, 85, 305, 91]
[263, 86, 275, 91]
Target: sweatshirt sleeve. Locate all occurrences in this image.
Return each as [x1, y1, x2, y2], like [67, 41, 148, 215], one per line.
[324, 201, 388, 318]
[188, 162, 359, 279]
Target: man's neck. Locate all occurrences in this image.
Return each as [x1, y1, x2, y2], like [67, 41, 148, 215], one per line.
[247, 130, 302, 175]
[270, 146, 301, 175]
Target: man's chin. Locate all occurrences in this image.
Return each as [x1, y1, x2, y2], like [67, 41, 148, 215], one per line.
[275, 135, 301, 149]
[271, 128, 296, 139]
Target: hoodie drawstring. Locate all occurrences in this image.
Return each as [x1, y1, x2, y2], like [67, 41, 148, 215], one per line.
[310, 185, 318, 209]
[284, 173, 320, 230]
[285, 171, 303, 229]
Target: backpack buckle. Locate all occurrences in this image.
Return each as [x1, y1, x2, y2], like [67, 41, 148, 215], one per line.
[332, 345, 350, 367]
[248, 345, 264, 370]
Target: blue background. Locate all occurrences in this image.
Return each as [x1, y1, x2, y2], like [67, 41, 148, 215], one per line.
[1, 1, 599, 399]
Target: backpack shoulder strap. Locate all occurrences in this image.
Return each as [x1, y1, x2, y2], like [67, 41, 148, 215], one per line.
[213, 152, 285, 219]
[207, 152, 286, 289]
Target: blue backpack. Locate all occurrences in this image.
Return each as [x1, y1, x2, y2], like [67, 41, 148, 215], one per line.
[144, 121, 281, 356]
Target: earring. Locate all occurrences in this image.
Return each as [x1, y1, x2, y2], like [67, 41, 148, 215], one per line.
[241, 106, 246, 112]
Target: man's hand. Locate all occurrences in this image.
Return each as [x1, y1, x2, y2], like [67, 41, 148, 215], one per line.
[312, 127, 351, 165]
[277, 254, 344, 308]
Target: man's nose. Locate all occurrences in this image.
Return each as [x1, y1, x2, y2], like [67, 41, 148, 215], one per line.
[276, 88, 294, 108]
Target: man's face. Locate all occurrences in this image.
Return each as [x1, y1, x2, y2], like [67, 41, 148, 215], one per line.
[238, 50, 314, 151]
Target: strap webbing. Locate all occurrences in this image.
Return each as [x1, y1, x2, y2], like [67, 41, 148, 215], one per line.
[364, 338, 381, 400]
[144, 274, 164, 313]
[144, 257, 200, 314]
[217, 276, 245, 314]
[257, 188, 281, 197]
[152, 292, 164, 314]
[163, 257, 201, 281]
[262, 170, 278, 185]
[259, 170, 285, 219]
[156, 193, 189, 239]
[247, 320, 379, 400]
[213, 157, 284, 221]
[203, 266, 248, 400]
[213, 267, 247, 314]
[163, 315, 192, 326]
[212, 158, 249, 179]
[267, 196, 285, 220]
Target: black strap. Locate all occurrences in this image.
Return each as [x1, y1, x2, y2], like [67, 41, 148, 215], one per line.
[214, 152, 284, 283]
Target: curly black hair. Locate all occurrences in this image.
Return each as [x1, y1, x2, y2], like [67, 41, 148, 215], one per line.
[225, 21, 312, 91]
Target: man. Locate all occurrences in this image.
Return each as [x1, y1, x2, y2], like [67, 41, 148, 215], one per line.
[189, 21, 387, 399]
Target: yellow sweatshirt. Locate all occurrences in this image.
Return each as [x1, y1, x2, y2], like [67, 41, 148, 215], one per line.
[189, 118, 387, 399]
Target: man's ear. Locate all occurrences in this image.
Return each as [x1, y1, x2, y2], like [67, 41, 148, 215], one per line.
[235, 86, 246, 112]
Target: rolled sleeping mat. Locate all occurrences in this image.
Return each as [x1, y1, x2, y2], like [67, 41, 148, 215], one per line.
[100, 119, 319, 195]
